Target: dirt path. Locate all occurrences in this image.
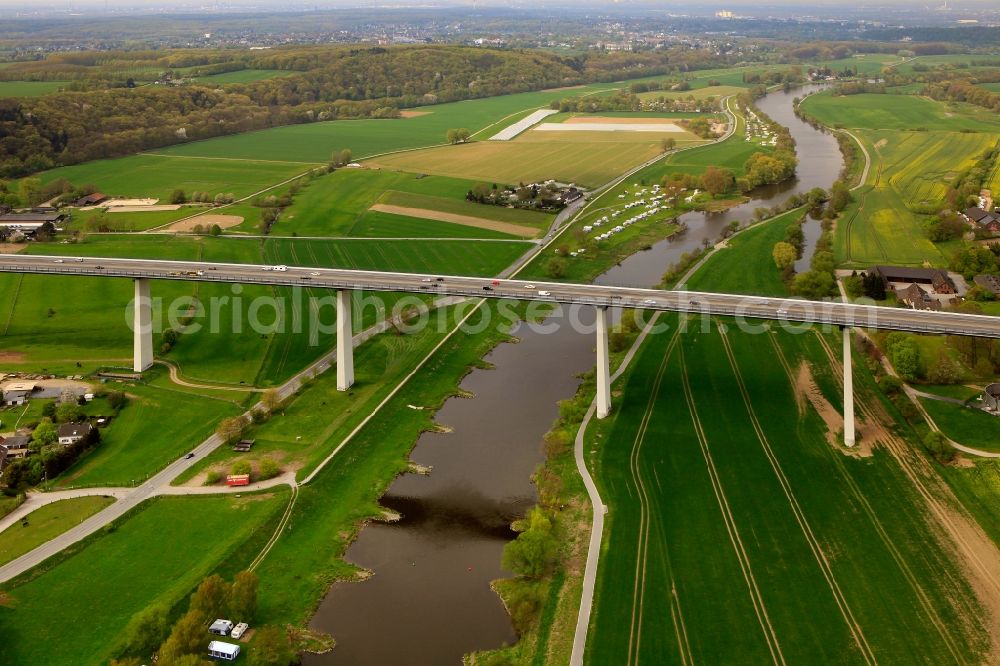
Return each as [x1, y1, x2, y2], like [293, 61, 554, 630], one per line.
[164, 214, 244, 232]
[153, 360, 260, 392]
[368, 203, 539, 238]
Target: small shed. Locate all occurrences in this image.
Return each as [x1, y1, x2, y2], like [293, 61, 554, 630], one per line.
[208, 641, 240, 661]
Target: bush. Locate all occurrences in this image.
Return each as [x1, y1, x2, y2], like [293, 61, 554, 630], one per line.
[258, 457, 280, 480]
[231, 460, 252, 476]
[204, 470, 223, 486]
[922, 431, 956, 464]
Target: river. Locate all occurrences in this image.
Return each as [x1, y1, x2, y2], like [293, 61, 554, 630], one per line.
[302, 84, 842, 665]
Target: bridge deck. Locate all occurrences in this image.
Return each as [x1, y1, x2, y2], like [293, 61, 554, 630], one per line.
[1, 254, 998, 338]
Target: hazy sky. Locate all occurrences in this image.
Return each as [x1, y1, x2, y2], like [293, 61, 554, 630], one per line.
[2, 0, 996, 6]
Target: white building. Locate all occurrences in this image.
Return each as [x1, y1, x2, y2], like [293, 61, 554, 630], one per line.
[208, 641, 240, 661]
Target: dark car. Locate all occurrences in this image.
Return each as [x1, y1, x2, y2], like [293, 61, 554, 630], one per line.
[436, 277, 445, 282]
[483, 286, 493, 291]
[185, 452, 195, 459]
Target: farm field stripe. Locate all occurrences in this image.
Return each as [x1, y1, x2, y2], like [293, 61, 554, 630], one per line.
[679, 344, 785, 666]
[717, 323, 877, 665]
[773, 332, 963, 662]
[626, 328, 688, 666]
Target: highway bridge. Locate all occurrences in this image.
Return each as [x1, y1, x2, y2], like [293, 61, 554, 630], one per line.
[3, 253, 999, 446]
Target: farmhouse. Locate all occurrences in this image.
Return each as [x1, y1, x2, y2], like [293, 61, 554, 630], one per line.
[207, 641, 240, 661]
[964, 207, 1000, 234]
[973, 274, 1000, 296]
[0, 434, 31, 458]
[985, 384, 1000, 412]
[873, 265, 958, 294]
[57, 422, 93, 445]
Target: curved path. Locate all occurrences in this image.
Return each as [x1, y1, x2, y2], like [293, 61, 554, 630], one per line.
[154, 359, 261, 392]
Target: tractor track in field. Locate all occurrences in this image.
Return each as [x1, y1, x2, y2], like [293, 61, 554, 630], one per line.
[771, 332, 964, 663]
[679, 344, 785, 666]
[717, 323, 878, 666]
[812, 330, 1000, 657]
[843, 133, 889, 265]
[625, 327, 690, 666]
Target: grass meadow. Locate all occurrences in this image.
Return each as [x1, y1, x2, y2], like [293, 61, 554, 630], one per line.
[34, 154, 311, 202]
[920, 398, 1000, 453]
[154, 84, 621, 163]
[0, 496, 115, 566]
[799, 92, 1000, 133]
[270, 169, 551, 238]
[0, 493, 288, 666]
[52, 381, 242, 488]
[195, 69, 297, 84]
[0, 81, 69, 97]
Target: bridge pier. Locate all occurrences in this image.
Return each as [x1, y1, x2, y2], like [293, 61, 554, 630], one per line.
[336, 289, 355, 391]
[842, 326, 855, 447]
[133, 278, 153, 372]
[596, 306, 612, 419]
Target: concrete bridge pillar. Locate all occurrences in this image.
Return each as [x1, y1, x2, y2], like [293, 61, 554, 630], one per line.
[842, 326, 855, 447]
[133, 278, 153, 373]
[337, 289, 355, 391]
[596, 306, 612, 419]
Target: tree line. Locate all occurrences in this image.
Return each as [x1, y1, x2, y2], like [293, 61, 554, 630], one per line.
[0, 44, 748, 179]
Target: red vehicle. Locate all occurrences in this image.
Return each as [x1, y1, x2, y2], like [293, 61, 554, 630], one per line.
[492, 279, 500, 286]
[226, 474, 250, 487]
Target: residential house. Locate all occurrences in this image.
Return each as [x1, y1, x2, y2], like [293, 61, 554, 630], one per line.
[57, 422, 93, 445]
[2, 389, 29, 406]
[965, 207, 1000, 234]
[897, 283, 940, 310]
[0, 434, 31, 458]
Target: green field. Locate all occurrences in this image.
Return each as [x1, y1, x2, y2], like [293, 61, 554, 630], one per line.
[587, 321, 988, 663]
[0, 81, 68, 97]
[53, 382, 242, 488]
[0, 493, 287, 666]
[836, 128, 998, 266]
[195, 69, 297, 84]
[799, 92, 1000, 133]
[154, 84, 621, 163]
[921, 398, 1000, 453]
[264, 169, 551, 238]
[0, 496, 115, 565]
[685, 208, 806, 295]
[979, 82, 1000, 93]
[34, 154, 312, 202]
[64, 206, 208, 232]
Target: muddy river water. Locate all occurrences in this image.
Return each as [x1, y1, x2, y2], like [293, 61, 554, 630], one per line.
[303, 84, 842, 665]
